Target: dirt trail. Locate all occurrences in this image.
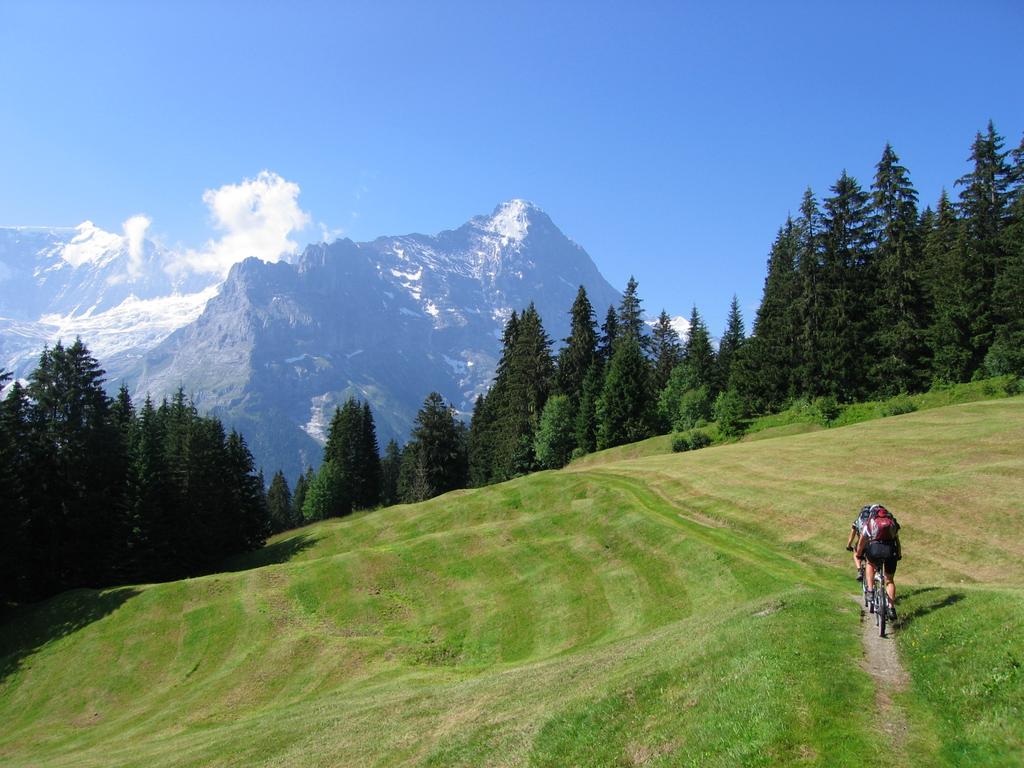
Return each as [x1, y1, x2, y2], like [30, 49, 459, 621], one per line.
[858, 596, 910, 757]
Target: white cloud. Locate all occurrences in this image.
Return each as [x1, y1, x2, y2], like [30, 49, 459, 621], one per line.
[171, 171, 311, 278]
[122, 214, 151, 279]
[319, 222, 345, 243]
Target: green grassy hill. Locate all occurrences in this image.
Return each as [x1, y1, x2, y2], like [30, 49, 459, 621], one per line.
[2, 398, 1022, 767]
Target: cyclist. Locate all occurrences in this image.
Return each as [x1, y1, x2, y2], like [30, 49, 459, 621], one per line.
[845, 504, 873, 581]
[856, 504, 902, 621]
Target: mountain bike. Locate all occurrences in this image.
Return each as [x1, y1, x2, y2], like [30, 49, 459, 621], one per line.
[871, 564, 889, 637]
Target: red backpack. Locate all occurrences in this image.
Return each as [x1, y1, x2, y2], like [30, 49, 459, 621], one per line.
[869, 508, 898, 542]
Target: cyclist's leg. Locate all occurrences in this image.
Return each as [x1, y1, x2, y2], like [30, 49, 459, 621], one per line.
[885, 557, 897, 606]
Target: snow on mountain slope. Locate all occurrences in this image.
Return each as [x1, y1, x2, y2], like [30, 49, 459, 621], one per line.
[2, 201, 628, 481]
[130, 201, 623, 479]
[0, 223, 219, 380]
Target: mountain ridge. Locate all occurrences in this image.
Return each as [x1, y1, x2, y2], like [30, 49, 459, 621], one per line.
[0, 201, 622, 479]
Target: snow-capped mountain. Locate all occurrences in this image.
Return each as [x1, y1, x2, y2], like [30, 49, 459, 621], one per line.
[0, 222, 217, 378]
[2, 201, 622, 481]
[130, 200, 622, 479]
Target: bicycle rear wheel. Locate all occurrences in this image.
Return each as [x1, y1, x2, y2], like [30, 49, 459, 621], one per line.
[878, 588, 887, 637]
[877, 565, 888, 637]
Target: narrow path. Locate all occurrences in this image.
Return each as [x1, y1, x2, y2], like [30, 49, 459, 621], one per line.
[858, 597, 911, 762]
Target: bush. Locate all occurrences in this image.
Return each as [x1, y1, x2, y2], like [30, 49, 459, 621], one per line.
[672, 428, 713, 452]
[881, 394, 918, 417]
[812, 396, 841, 425]
[673, 386, 713, 432]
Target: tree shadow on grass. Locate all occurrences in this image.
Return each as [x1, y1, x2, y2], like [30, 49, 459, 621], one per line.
[0, 586, 139, 684]
[219, 532, 319, 573]
[898, 590, 965, 630]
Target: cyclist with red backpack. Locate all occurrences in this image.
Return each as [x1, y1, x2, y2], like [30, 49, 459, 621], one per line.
[855, 504, 902, 621]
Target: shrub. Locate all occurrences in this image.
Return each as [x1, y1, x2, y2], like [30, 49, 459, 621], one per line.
[812, 396, 841, 425]
[673, 386, 713, 432]
[672, 428, 713, 452]
[881, 394, 918, 417]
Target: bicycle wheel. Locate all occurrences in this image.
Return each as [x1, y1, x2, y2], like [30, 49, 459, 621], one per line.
[878, 587, 887, 637]
[877, 566, 888, 637]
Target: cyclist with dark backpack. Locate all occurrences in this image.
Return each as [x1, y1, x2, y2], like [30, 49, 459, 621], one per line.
[845, 504, 873, 581]
[855, 504, 902, 621]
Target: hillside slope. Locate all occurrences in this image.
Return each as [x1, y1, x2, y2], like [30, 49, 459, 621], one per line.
[1, 398, 1021, 767]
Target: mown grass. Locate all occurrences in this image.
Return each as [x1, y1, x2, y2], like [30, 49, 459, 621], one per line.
[896, 586, 1024, 767]
[0, 396, 1021, 766]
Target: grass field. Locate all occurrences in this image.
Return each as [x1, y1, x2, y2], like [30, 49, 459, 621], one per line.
[1, 397, 1022, 766]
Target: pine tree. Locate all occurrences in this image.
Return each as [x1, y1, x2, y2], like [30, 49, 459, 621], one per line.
[955, 121, 1013, 373]
[467, 312, 520, 485]
[819, 172, 873, 400]
[292, 467, 313, 525]
[597, 305, 619, 367]
[736, 220, 800, 412]
[379, 439, 402, 506]
[27, 339, 123, 589]
[795, 189, 825, 397]
[321, 398, 365, 516]
[267, 470, 293, 534]
[650, 310, 683, 394]
[467, 394, 497, 487]
[556, 285, 597, 399]
[488, 304, 554, 480]
[597, 338, 656, 449]
[407, 392, 467, 498]
[225, 430, 269, 550]
[925, 191, 973, 382]
[870, 144, 928, 394]
[356, 401, 382, 509]
[130, 395, 173, 579]
[986, 133, 1024, 375]
[679, 306, 717, 393]
[0, 376, 34, 601]
[573, 363, 603, 455]
[397, 443, 432, 503]
[715, 296, 746, 394]
[616, 276, 648, 350]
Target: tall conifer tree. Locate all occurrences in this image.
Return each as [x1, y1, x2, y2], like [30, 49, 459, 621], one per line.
[819, 172, 873, 400]
[650, 310, 683, 394]
[737, 220, 800, 411]
[556, 286, 598, 399]
[616, 276, 649, 351]
[597, 338, 655, 449]
[870, 144, 927, 394]
[925, 191, 973, 382]
[795, 189, 825, 396]
[716, 296, 746, 394]
[987, 132, 1024, 375]
[955, 121, 1013, 371]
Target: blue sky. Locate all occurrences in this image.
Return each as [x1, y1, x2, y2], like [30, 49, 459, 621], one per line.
[2, 1, 1022, 334]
